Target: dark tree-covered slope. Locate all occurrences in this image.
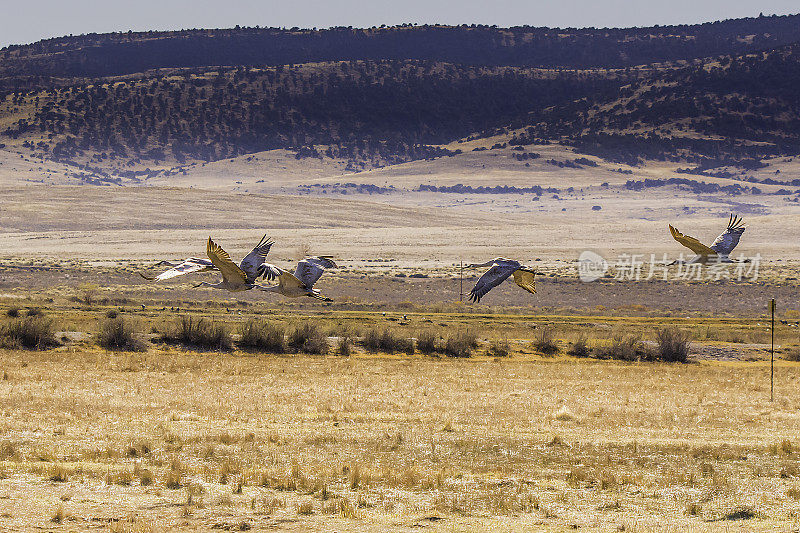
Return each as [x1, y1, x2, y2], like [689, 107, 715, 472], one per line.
[1, 14, 800, 82]
[2, 61, 630, 165]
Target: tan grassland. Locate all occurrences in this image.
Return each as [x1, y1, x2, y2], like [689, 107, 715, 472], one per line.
[0, 147, 799, 531]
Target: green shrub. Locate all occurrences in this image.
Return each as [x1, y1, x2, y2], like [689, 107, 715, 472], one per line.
[97, 318, 147, 351]
[288, 322, 328, 355]
[238, 319, 286, 353]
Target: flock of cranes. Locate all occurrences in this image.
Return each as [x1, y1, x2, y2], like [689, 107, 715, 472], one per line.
[141, 214, 747, 302]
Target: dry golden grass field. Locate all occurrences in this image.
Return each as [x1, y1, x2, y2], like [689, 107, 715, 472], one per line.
[0, 274, 798, 532]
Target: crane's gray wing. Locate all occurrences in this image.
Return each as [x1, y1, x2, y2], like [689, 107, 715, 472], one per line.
[468, 264, 516, 303]
[139, 258, 215, 281]
[239, 235, 275, 283]
[709, 214, 745, 255]
[294, 256, 337, 288]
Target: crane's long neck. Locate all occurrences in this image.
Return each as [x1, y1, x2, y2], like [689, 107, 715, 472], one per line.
[256, 283, 281, 293]
[194, 281, 226, 289]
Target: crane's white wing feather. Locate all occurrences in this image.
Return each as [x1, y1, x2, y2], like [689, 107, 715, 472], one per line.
[140, 258, 215, 281]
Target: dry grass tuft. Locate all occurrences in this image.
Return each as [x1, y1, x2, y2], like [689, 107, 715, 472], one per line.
[97, 317, 148, 351]
[288, 322, 328, 354]
[297, 499, 314, 515]
[533, 326, 559, 354]
[443, 329, 478, 358]
[238, 319, 286, 353]
[567, 334, 591, 357]
[488, 338, 511, 357]
[2, 316, 57, 349]
[599, 333, 647, 361]
[363, 327, 414, 354]
[335, 336, 352, 356]
[51, 505, 65, 523]
[721, 505, 757, 520]
[655, 326, 691, 362]
[553, 406, 577, 422]
[48, 464, 69, 483]
[785, 348, 800, 362]
[162, 316, 233, 351]
[416, 330, 438, 355]
[164, 459, 185, 489]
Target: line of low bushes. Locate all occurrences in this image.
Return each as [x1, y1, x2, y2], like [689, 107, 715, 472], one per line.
[567, 327, 692, 363]
[360, 327, 479, 357]
[1, 307, 694, 362]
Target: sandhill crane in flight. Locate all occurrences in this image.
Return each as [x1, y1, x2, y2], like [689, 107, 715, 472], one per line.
[195, 236, 280, 291]
[466, 258, 537, 303]
[141, 235, 277, 288]
[669, 214, 746, 264]
[259, 257, 337, 301]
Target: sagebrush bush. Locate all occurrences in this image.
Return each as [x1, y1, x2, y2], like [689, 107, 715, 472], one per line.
[26, 307, 43, 317]
[238, 319, 286, 353]
[5, 307, 19, 318]
[567, 334, 591, 358]
[416, 330, 438, 355]
[488, 338, 511, 357]
[599, 334, 648, 361]
[336, 336, 351, 356]
[97, 317, 147, 351]
[2, 317, 57, 349]
[533, 326, 559, 355]
[363, 327, 414, 354]
[162, 316, 232, 351]
[363, 328, 382, 353]
[655, 326, 691, 363]
[288, 322, 328, 354]
[785, 349, 800, 362]
[443, 329, 478, 358]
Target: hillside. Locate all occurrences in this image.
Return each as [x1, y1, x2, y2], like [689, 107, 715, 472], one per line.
[2, 15, 800, 184]
[2, 14, 800, 83]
